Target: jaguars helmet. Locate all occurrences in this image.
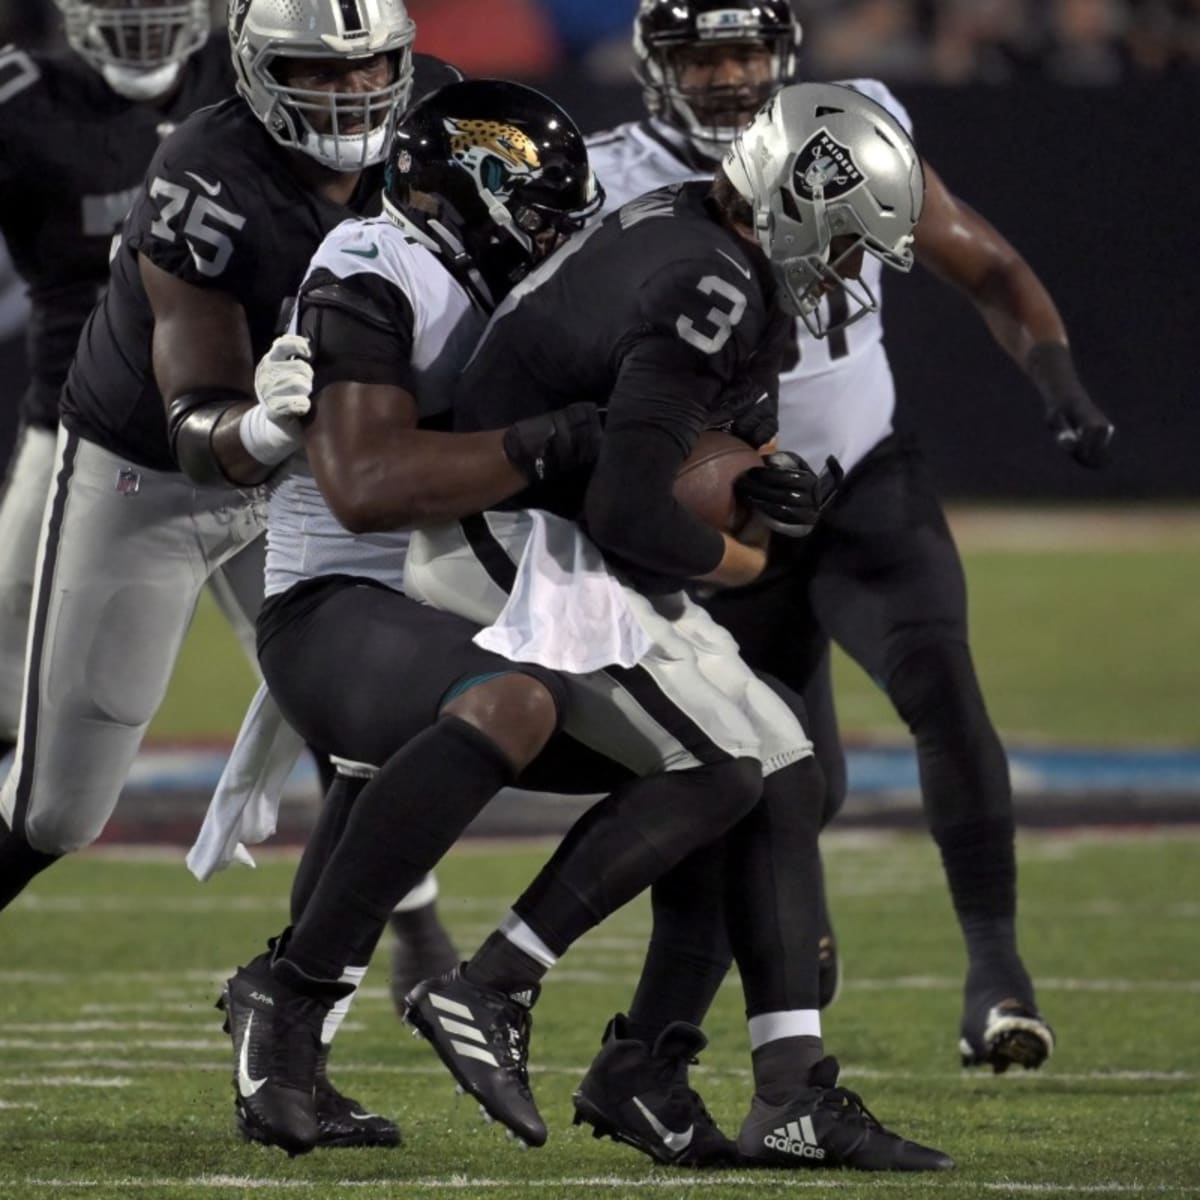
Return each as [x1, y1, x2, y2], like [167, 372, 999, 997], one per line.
[724, 82, 924, 336]
[229, 0, 416, 172]
[54, 0, 210, 100]
[634, 0, 801, 161]
[383, 79, 604, 307]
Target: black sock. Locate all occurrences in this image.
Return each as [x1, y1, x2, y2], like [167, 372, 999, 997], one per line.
[291, 767, 370, 924]
[464, 930, 547, 994]
[0, 822, 59, 912]
[627, 840, 732, 1045]
[0, 739, 14, 762]
[510, 758, 761, 959]
[935, 816, 1030, 1001]
[752, 1036, 825, 1105]
[286, 717, 515, 979]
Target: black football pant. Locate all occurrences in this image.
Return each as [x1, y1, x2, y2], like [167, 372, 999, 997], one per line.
[702, 434, 1027, 1007]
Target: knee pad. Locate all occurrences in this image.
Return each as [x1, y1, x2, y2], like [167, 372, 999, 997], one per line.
[703, 757, 765, 829]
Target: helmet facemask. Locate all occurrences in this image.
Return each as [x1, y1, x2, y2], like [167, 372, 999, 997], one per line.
[724, 83, 924, 339]
[56, 0, 210, 100]
[383, 81, 603, 307]
[633, 1, 800, 161]
[230, 0, 417, 173]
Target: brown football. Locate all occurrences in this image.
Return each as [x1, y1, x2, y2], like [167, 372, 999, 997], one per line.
[673, 430, 764, 532]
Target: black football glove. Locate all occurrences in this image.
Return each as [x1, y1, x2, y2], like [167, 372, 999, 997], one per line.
[503, 401, 603, 482]
[735, 451, 844, 537]
[729, 386, 779, 451]
[1026, 342, 1114, 469]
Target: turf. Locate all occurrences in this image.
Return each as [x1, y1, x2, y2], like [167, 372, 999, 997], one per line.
[150, 509, 1200, 745]
[1, 829, 1197, 1198]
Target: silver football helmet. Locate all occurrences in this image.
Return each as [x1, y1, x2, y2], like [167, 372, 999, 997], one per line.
[229, 0, 416, 172]
[54, 0, 210, 100]
[724, 82, 925, 337]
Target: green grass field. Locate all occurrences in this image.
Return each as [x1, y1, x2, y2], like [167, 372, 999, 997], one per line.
[150, 506, 1200, 746]
[1, 829, 1198, 1198]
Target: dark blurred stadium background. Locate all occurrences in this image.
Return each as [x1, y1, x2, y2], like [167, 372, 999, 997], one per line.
[1, 0, 1197, 499]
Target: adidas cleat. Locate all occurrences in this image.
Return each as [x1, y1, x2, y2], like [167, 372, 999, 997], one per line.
[572, 1014, 738, 1168]
[960, 999, 1055, 1074]
[736, 1056, 954, 1172]
[219, 954, 352, 1157]
[404, 967, 546, 1148]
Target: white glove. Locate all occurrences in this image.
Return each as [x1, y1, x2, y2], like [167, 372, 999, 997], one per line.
[239, 334, 313, 466]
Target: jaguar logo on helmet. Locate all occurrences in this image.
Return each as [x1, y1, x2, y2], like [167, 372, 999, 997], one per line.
[792, 129, 864, 202]
[445, 117, 542, 197]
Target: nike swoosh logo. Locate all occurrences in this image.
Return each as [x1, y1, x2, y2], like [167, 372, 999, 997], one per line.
[716, 248, 753, 280]
[237, 1012, 267, 1099]
[343, 244, 380, 260]
[185, 171, 223, 198]
[632, 1096, 694, 1153]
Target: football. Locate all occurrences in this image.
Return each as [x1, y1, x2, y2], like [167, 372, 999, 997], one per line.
[672, 430, 764, 532]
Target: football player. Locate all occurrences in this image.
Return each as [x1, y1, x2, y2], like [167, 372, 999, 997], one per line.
[399, 82, 950, 1171]
[0, 0, 231, 762]
[564, 0, 1114, 1133]
[215, 78, 762, 1158]
[0, 0, 454, 1151]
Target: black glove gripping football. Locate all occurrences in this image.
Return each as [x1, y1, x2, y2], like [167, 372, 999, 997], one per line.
[503, 402, 603, 482]
[1026, 342, 1115, 469]
[729, 387, 779, 451]
[735, 451, 844, 537]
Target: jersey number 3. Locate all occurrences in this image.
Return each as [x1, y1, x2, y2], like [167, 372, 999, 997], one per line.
[676, 276, 747, 356]
[149, 177, 247, 279]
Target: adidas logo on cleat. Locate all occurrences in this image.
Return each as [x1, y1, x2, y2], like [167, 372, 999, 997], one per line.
[763, 1115, 825, 1160]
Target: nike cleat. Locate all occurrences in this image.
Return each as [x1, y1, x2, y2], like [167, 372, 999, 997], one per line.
[388, 907, 460, 1019]
[572, 1014, 738, 1168]
[218, 952, 352, 1157]
[960, 998, 1055, 1074]
[737, 1056, 954, 1172]
[404, 967, 546, 1147]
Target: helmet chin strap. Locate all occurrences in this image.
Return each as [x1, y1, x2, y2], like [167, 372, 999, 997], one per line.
[101, 61, 182, 101]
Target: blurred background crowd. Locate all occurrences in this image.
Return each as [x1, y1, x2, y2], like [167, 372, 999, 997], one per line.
[0, 0, 1196, 85]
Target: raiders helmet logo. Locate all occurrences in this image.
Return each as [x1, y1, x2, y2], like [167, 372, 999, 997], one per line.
[229, 0, 253, 39]
[792, 129, 864, 202]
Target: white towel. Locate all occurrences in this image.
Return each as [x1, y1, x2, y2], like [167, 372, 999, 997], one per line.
[472, 510, 653, 673]
[185, 682, 305, 882]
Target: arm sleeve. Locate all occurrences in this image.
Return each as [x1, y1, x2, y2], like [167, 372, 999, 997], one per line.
[296, 267, 417, 395]
[583, 333, 726, 582]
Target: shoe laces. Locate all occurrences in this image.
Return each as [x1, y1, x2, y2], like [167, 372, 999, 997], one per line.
[656, 1052, 721, 1134]
[814, 1081, 883, 1132]
[487, 994, 534, 1096]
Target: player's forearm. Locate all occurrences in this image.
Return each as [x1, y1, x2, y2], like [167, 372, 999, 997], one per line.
[967, 256, 1070, 373]
[320, 428, 526, 534]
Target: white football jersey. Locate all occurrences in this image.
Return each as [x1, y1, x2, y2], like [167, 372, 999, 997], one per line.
[265, 216, 485, 597]
[587, 79, 912, 474]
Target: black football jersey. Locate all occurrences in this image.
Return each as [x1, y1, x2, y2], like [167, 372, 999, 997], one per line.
[0, 33, 232, 428]
[456, 181, 786, 587]
[59, 98, 384, 470]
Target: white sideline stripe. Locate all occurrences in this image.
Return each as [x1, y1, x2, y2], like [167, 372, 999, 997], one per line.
[438, 1016, 486, 1044]
[429, 993, 474, 1020]
[13, 1175, 1199, 1193]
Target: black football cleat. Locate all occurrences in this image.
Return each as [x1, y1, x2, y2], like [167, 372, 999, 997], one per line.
[388, 906, 460, 1019]
[312, 1045, 400, 1148]
[404, 966, 546, 1147]
[960, 998, 1055, 1074]
[572, 1014, 738, 1168]
[736, 1056, 954, 1172]
[218, 951, 352, 1157]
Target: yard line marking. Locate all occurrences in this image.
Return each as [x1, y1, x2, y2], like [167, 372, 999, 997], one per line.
[4, 1076, 130, 1088]
[0, 1100, 37, 1109]
[0, 1038, 225, 1051]
[15, 1174, 1200, 1192]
